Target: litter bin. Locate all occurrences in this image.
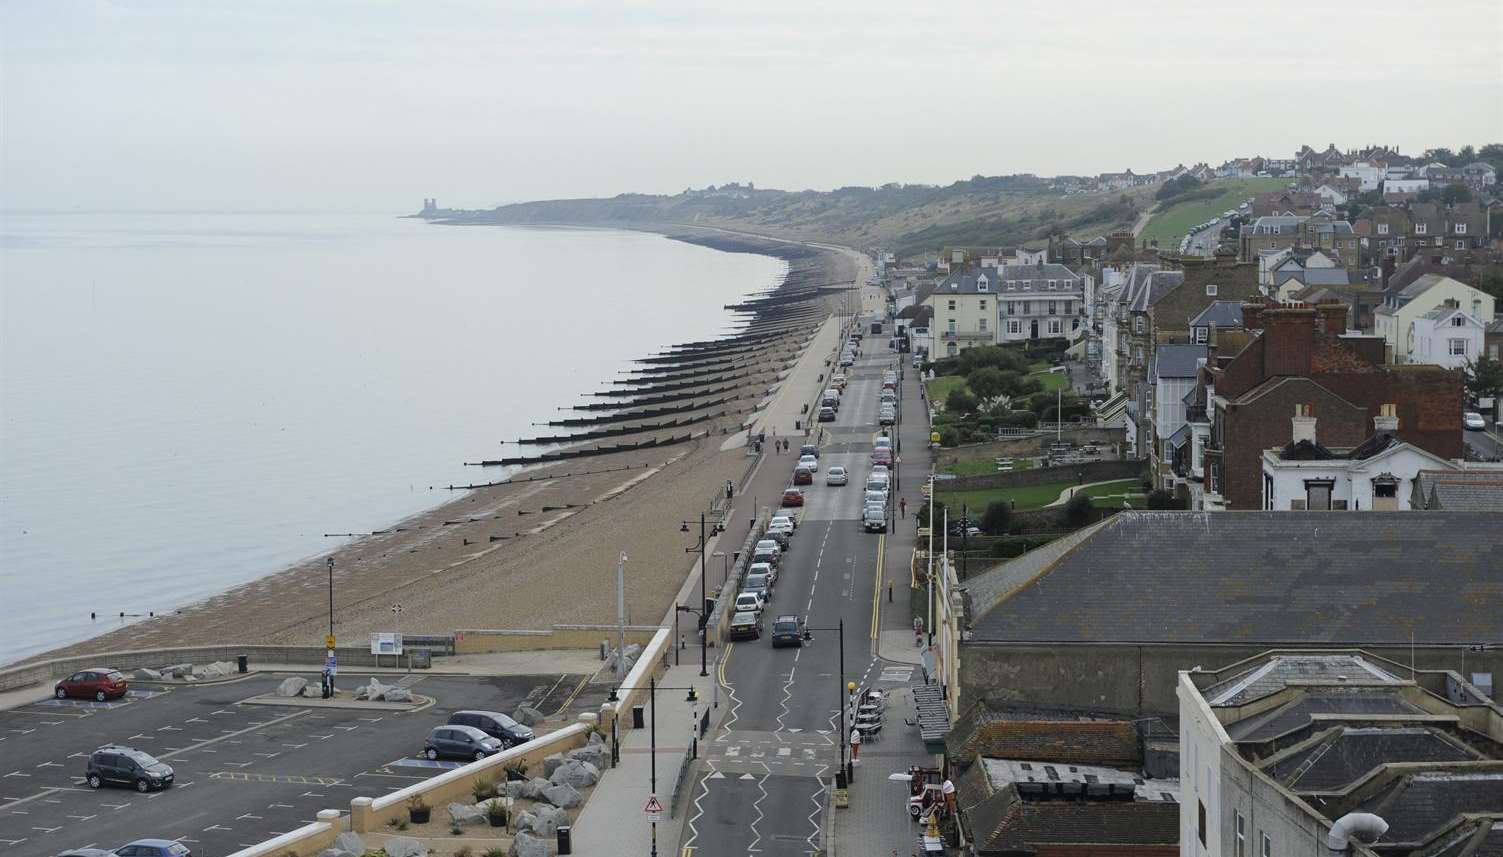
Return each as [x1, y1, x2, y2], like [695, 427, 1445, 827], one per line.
[236, 655, 248, 674]
[556, 826, 572, 855]
[632, 705, 645, 729]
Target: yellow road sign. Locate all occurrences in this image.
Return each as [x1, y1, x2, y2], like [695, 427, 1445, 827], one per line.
[325, 634, 336, 650]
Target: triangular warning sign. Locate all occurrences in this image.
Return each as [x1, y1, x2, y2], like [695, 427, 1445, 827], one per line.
[643, 794, 664, 813]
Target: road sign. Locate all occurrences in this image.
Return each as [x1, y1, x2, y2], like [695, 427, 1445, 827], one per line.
[325, 634, 336, 650]
[643, 793, 664, 822]
[325, 654, 337, 676]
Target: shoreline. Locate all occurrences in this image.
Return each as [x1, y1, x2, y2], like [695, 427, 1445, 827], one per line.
[24, 226, 857, 665]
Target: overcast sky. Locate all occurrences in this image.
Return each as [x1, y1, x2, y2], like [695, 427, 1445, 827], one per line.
[4, 0, 1501, 212]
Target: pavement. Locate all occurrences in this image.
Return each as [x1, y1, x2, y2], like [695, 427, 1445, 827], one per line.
[0, 671, 584, 857]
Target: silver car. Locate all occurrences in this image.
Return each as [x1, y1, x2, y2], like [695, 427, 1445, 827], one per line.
[826, 465, 848, 486]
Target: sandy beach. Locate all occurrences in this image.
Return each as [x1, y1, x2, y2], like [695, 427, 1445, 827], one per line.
[32, 229, 860, 661]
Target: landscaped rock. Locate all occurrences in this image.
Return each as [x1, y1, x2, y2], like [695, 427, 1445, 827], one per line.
[587, 730, 605, 746]
[447, 802, 486, 827]
[550, 759, 599, 789]
[512, 704, 544, 727]
[194, 661, 234, 679]
[528, 804, 567, 836]
[508, 832, 548, 857]
[353, 678, 387, 700]
[162, 663, 193, 679]
[566, 744, 607, 769]
[542, 753, 565, 777]
[333, 832, 365, 855]
[275, 676, 307, 698]
[504, 780, 528, 800]
[525, 777, 551, 800]
[512, 811, 536, 833]
[383, 685, 413, 703]
[384, 837, 425, 857]
[132, 668, 162, 681]
[318, 848, 355, 857]
[541, 782, 582, 809]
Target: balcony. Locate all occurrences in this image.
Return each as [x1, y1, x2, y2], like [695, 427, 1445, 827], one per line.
[941, 329, 994, 342]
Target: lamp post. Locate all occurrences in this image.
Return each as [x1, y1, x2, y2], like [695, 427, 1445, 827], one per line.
[326, 556, 335, 695]
[801, 619, 850, 784]
[607, 677, 700, 857]
[679, 515, 711, 677]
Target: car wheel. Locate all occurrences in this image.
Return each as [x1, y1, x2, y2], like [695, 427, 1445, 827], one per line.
[426, 747, 440, 760]
[56, 687, 68, 699]
[96, 690, 107, 702]
[474, 750, 487, 762]
[87, 774, 102, 789]
[136, 778, 150, 793]
[909, 802, 921, 818]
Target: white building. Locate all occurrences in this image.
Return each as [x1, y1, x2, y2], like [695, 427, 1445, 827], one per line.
[1374, 274, 1495, 364]
[1337, 161, 1386, 191]
[1410, 306, 1484, 369]
[1383, 177, 1430, 195]
[992, 263, 1087, 344]
[1153, 344, 1207, 491]
[1259, 416, 1463, 510]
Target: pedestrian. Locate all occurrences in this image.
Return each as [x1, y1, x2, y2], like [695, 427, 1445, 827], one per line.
[850, 726, 862, 762]
[726, 479, 734, 500]
[899, 497, 907, 518]
[913, 615, 924, 647]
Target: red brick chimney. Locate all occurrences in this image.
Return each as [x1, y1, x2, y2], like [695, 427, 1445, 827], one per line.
[1261, 307, 1317, 377]
[1315, 300, 1348, 336]
[1241, 302, 1266, 331]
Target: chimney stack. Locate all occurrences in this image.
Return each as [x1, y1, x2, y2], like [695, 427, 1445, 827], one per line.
[1292, 414, 1318, 444]
[1242, 302, 1265, 331]
[1373, 413, 1399, 433]
[1316, 301, 1348, 335]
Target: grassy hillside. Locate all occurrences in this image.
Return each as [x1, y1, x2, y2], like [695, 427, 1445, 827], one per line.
[435, 177, 1156, 257]
[1138, 178, 1290, 248]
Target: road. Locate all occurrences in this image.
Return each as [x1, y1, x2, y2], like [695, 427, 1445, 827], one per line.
[1183, 220, 1224, 256]
[1464, 423, 1503, 461]
[0, 671, 583, 857]
[681, 327, 908, 857]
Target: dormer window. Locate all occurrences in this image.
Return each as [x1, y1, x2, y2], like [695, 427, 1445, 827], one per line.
[977, 276, 989, 292]
[1415, 223, 1427, 235]
[1456, 223, 1467, 234]
[1377, 223, 1389, 235]
[1206, 284, 1218, 296]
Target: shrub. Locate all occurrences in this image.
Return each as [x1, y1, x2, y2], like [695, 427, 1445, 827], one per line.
[484, 850, 507, 857]
[1146, 490, 1185, 510]
[946, 388, 979, 415]
[456, 848, 473, 857]
[981, 502, 1012, 536]
[1064, 491, 1095, 526]
[394, 820, 408, 831]
[472, 776, 497, 801]
[1002, 411, 1038, 429]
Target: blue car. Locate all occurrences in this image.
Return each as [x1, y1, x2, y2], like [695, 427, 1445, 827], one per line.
[114, 840, 192, 857]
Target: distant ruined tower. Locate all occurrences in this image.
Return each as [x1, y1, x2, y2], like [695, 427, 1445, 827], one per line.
[422, 198, 437, 214]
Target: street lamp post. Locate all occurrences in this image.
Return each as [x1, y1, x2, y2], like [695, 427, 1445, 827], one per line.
[608, 677, 700, 857]
[326, 556, 335, 695]
[679, 515, 710, 677]
[801, 619, 850, 784]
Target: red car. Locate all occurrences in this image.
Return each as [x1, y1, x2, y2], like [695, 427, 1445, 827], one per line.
[781, 488, 805, 507]
[871, 448, 893, 466]
[56, 668, 129, 701]
[793, 467, 813, 486]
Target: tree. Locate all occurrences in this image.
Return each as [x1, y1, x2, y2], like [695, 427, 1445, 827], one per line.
[1463, 356, 1503, 405]
[945, 388, 978, 415]
[1064, 491, 1094, 526]
[967, 367, 1010, 402]
[1146, 489, 1180, 510]
[981, 502, 1012, 536]
[1440, 183, 1474, 204]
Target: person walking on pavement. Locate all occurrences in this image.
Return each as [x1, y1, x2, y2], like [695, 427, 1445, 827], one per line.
[900, 497, 907, 518]
[850, 726, 862, 763]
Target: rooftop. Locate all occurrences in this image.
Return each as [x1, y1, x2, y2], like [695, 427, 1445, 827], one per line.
[965, 512, 1503, 645]
[1153, 343, 1208, 379]
[1413, 470, 1503, 511]
[1190, 300, 1246, 328]
[981, 758, 1180, 802]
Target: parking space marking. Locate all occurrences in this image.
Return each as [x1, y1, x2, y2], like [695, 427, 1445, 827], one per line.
[4, 771, 31, 778]
[9, 729, 36, 735]
[213, 772, 346, 785]
[385, 758, 462, 770]
[212, 710, 233, 716]
[158, 725, 183, 731]
[282, 742, 308, 749]
[101, 802, 131, 810]
[31, 825, 62, 833]
[34, 762, 60, 769]
[203, 824, 232, 832]
[156, 709, 308, 760]
[66, 814, 97, 822]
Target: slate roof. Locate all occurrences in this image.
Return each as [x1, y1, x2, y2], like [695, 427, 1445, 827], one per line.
[1357, 771, 1503, 846]
[1190, 300, 1245, 328]
[946, 719, 1141, 768]
[1127, 271, 1183, 312]
[966, 512, 1503, 644]
[1203, 654, 1403, 706]
[1153, 343, 1207, 379]
[1413, 470, 1503, 511]
[1264, 727, 1480, 792]
[1223, 690, 1426, 742]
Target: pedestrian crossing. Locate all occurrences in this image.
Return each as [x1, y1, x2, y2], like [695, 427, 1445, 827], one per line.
[706, 729, 836, 776]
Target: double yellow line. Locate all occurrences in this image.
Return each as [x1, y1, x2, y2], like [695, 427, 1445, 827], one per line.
[871, 533, 885, 639]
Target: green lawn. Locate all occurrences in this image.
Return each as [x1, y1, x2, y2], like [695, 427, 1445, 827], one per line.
[1030, 370, 1069, 392]
[927, 375, 969, 404]
[940, 457, 1035, 477]
[1076, 479, 1143, 499]
[1138, 178, 1289, 248]
[937, 481, 1073, 513]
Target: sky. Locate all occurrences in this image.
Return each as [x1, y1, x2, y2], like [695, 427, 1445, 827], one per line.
[3, 0, 1501, 212]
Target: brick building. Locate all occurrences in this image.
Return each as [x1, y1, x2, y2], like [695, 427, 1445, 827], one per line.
[1201, 303, 1463, 510]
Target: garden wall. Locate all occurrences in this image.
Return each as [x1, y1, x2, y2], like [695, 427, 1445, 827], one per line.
[943, 459, 1145, 492]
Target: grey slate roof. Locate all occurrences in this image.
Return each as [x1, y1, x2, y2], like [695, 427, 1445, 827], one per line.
[1190, 300, 1245, 329]
[1357, 772, 1503, 846]
[937, 265, 1084, 296]
[1224, 690, 1425, 742]
[967, 512, 1503, 644]
[1203, 654, 1402, 705]
[1153, 343, 1207, 379]
[1264, 727, 1480, 793]
[1127, 271, 1183, 312]
[1413, 470, 1503, 511]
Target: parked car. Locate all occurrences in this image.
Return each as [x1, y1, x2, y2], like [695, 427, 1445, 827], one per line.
[818, 406, 837, 422]
[800, 443, 820, 459]
[865, 489, 888, 507]
[863, 506, 887, 532]
[767, 520, 794, 540]
[86, 746, 174, 792]
[728, 611, 763, 641]
[873, 435, 892, 449]
[770, 513, 798, 531]
[879, 410, 895, 426]
[735, 591, 765, 616]
[749, 561, 777, 587]
[781, 488, 804, 507]
[871, 448, 893, 466]
[1464, 411, 1487, 431]
[826, 465, 848, 486]
[797, 454, 819, 472]
[743, 573, 771, 600]
[448, 710, 534, 747]
[56, 668, 128, 701]
[754, 539, 781, 559]
[424, 724, 504, 761]
[793, 466, 813, 485]
[771, 615, 804, 648]
[113, 841, 192, 857]
[59, 849, 116, 857]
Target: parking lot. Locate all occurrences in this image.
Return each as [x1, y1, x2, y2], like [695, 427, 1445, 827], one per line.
[0, 670, 587, 857]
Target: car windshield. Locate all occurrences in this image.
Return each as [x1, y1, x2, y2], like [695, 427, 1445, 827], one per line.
[745, 574, 768, 588]
[125, 751, 160, 767]
[829, 467, 844, 475]
[773, 621, 798, 633]
[732, 612, 755, 624]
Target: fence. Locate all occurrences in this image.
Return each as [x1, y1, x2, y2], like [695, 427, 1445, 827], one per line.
[706, 509, 771, 647]
[669, 744, 696, 819]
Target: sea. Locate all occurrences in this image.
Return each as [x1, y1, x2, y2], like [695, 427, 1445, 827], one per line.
[0, 212, 787, 664]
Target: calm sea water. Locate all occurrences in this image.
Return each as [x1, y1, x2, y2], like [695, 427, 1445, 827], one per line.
[0, 213, 786, 663]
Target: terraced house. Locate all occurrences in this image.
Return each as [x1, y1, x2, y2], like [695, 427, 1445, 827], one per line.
[925, 263, 1088, 357]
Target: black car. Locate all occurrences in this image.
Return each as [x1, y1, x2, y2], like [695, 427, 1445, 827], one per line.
[800, 443, 819, 459]
[424, 724, 504, 761]
[448, 710, 535, 747]
[86, 746, 174, 792]
[771, 615, 803, 648]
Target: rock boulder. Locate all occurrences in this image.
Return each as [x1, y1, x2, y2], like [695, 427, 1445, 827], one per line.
[194, 661, 234, 679]
[275, 676, 308, 698]
[132, 667, 162, 681]
[504, 780, 528, 800]
[447, 802, 486, 827]
[542, 753, 565, 777]
[566, 744, 607, 769]
[162, 663, 193, 679]
[541, 782, 582, 809]
[384, 685, 413, 703]
[512, 705, 544, 727]
[333, 832, 365, 855]
[509, 832, 549, 857]
[525, 777, 551, 800]
[528, 804, 567, 836]
[512, 811, 536, 833]
[550, 759, 599, 789]
[384, 837, 425, 857]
